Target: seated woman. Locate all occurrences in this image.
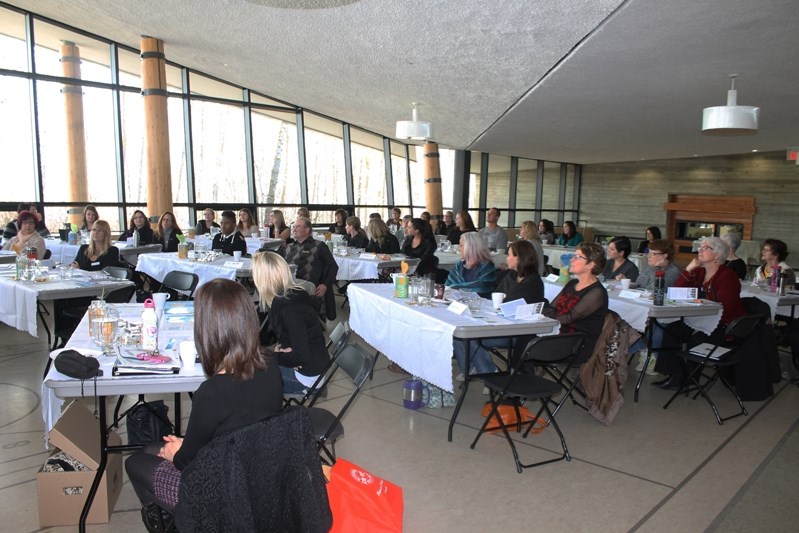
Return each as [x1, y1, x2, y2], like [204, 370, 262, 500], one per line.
[556, 221, 584, 247]
[343, 216, 369, 249]
[538, 219, 556, 245]
[447, 210, 477, 245]
[118, 210, 154, 244]
[518, 220, 546, 276]
[653, 237, 746, 389]
[267, 209, 291, 242]
[636, 226, 661, 254]
[252, 251, 330, 394]
[720, 233, 747, 280]
[70, 220, 120, 270]
[603, 236, 639, 281]
[436, 210, 454, 236]
[194, 208, 220, 236]
[544, 243, 609, 364]
[153, 212, 183, 253]
[365, 218, 400, 254]
[80, 204, 99, 232]
[755, 238, 795, 288]
[629, 239, 682, 374]
[125, 279, 283, 518]
[328, 209, 348, 236]
[236, 208, 260, 238]
[401, 218, 438, 276]
[454, 240, 546, 378]
[420, 211, 431, 222]
[3, 210, 47, 259]
[445, 232, 498, 297]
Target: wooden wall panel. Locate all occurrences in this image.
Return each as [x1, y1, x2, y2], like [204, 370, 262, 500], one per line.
[580, 151, 799, 254]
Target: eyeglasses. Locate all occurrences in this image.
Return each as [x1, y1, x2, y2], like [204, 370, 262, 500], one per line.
[648, 251, 665, 256]
[698, 246, 713, 252]
[572, 254, 588, 262]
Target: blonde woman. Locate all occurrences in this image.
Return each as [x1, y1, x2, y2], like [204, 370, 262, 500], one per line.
[236, 208, 260, 238]
[71, 220, 119, 270]
[267, 210, 291, 241]
[251, 251, 329, 394]
[519, 220, 546, 276]
[194, 208, 220, 236]
[80, 204, 99, 231]
[366, 218, 400, 254]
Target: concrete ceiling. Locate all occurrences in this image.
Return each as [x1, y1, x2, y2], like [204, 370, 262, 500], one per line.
[6, 0, 799, 164]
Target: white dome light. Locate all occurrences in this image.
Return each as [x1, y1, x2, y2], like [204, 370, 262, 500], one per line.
[702, 75, 759, 136]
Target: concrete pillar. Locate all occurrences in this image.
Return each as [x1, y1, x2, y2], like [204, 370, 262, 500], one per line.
[141, 37, 172, 223]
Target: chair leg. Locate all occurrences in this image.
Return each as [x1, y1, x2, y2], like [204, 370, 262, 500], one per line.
[516, 401, 570, 471]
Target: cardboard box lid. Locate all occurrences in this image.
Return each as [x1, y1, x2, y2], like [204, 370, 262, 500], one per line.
[49, 401, 103, 470]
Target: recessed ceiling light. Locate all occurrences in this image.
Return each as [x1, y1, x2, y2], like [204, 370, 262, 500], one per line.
[752, 149, 758, 152]
[693, 154, 699, 157]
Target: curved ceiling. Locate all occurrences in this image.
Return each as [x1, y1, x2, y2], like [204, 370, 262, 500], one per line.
[6, 0, 798, 163]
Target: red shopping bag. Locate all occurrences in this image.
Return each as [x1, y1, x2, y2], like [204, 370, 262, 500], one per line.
[326, 458, 404, 533]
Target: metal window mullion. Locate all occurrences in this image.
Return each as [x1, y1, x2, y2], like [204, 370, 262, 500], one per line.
[508, 156, 518, 228]
[383, 138, 394, 207]
[342, 123, 354, 206]
[558, 163, 567, 215]
[573, 164, 582, 223]
[110, 43, 126, 228]
[296, 110, 308, 205]
[535, 160, 544, 221]
[242, 89, 255, 204]
[478, 152, 489, 226]
[405, 143, 412, 211]
[25, 13, 44, 205]
[181, 67, 197, 223]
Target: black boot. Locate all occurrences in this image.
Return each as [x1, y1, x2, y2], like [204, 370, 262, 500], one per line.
[140, 502, 176, 533]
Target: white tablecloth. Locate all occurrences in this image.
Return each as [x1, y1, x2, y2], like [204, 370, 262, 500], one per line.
[542, 244, 646, 272]
[543, 280, 722, 334]
[435, 250, 508, 271]
[0, 268, 133, 337]
[137, 252, 251, 288]
[741, 286, 799, 319]
[348, 283, 559, 392]
[43, 239, 81, 264]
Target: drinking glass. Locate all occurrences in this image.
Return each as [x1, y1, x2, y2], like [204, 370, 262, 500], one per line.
[92, 305, 119, 354]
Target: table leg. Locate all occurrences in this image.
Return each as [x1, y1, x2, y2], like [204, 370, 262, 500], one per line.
[79, 396, 109, 533]
[633, 319, 657, 403]
[173, 392, 182, 436]
[448, 338, 472, 442]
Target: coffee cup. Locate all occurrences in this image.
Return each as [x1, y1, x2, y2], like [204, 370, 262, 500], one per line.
[620, 278, 632, 290]
[491, 292, 506, 310]
[152, 292, 171, 312]
[233, 250, 242, 261]
[179, 340, 197, 367]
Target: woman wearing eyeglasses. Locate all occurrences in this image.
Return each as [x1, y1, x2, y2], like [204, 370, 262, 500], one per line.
[119, 210, 154, 244]
[652, 236, 745, 389]
[544, 242, 609, 363]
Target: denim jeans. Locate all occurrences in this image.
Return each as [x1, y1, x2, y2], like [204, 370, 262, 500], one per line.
[280, 365, 309, 394]
[453, 337, 513, 375]
[629, 321, 666, 356]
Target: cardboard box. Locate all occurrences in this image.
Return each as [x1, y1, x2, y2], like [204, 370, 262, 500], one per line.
[37, 401, 123, 527]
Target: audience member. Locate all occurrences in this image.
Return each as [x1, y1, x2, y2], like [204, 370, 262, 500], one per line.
[636, 226, 661, 253]
[401, 218, 438, 276]
[328, 209, 348, 236]
[212, 210, 247, 256]
[720, 233, 746, 280]
[447, 210, 477, 245]
[119, 210, 154, 244]
[478, 207, 508, 251]
[602, 236, 639, 281]
[195, 208, 220, 235]
[236, 208, 260, 238]
[556, 220, 583, 247]
[154, 212, 183, 253]
[344, 216, 368, 249]
[445, 232, 497, 296]
[80, 205, 99, 231]
[538, 219, 555, 245]
[71, 220, 120, 270]
[2, 210, 46, 258]
[365, 218, 400, 254]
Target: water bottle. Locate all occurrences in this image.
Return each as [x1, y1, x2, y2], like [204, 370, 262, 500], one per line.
[132, 228, 139, 247]
[263, 223, 270, 241]
[770, 266, 780, 293]
[653, 270, 665, 306]
[67, 229, 77, 245]
[778, 271, 787, 296]
[15, 253, 28, 280]
[140, 298, 159, 352]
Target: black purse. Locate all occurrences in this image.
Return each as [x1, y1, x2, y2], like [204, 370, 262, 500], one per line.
[54, 349, 103, 380]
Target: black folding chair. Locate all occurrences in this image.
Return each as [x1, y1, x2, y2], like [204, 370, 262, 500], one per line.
[103, 266, 133, 280]
[306, 342, 376, 464]
[663, 314, 764, 424]
[471, 333, 585, 473]
[160, 271, 199, 301]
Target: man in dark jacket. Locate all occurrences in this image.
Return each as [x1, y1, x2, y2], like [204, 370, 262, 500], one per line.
[281, 217, 339, 321]
[211, 210, 247, 256]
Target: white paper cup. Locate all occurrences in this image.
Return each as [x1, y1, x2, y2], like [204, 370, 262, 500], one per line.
[620, 279, 632, 290]
[179, 340, 197, 367]
[233, 250, 242, 261]
[491, 292, 506, 310]
[152, 292, 171, 312]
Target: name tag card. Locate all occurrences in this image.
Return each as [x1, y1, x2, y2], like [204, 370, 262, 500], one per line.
[447, 300, 469, 315]
[359, 253, 377, 260]
[545, 274, 560, 283]
[223, 261, 244, 268]
[667, 287, 698, 300]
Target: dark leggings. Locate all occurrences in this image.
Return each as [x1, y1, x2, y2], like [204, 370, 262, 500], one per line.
[125, 443, 176, 511]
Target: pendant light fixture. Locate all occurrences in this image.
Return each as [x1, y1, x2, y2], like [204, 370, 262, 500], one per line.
[702, 75, 759, 136]
[396, 102, 433, 140]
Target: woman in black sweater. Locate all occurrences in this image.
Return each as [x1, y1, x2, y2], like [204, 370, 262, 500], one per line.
[125, 279, 283, 514]
[70, 220, 120, 271]
[252, 251, 330, 393]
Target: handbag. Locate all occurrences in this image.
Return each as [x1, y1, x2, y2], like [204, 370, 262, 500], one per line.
[126, 400, 173, 445]
[53, 349, 102, 380]
[480, 401, 545, 434]
[326, 458, 403, 533]
[419, 378, 456, 408]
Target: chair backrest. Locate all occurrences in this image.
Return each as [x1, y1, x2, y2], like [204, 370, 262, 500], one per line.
[326, 321, 351, 356]
[43, 249, 52, 260]
[725, 314, 764, 341]
[312, 343, 376, 438]
[104, 284, 137, 304]
[119, 243, 162, 267]
[103, 266, 133, 280]
[175, 407, 332, 532]
[519, 333, 586, 368]
[161, 271, 199, 300]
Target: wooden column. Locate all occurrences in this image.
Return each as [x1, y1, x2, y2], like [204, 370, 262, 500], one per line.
[141, 37, 172, 222]
[61, 42, 88, 227]
[423, 142, 443, 232]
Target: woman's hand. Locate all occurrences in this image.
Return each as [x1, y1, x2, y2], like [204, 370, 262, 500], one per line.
[273, 344, 293, 353]
[685, 258, 701, 272]
[615, 273, 626, 281]
[158, 435, 183, 462]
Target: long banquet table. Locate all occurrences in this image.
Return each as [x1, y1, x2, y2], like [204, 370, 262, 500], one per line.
[136, 252, 252, 288]
[348, 282, 560, 440]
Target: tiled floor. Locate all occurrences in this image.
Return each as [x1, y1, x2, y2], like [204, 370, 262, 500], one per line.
[1, 308, 798, 532]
